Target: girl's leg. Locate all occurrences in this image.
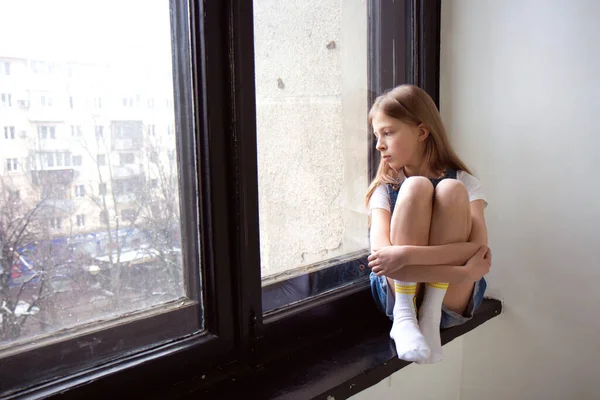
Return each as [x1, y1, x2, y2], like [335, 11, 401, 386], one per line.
[387, 177, 433, 362]
[418, 179, 471, 364]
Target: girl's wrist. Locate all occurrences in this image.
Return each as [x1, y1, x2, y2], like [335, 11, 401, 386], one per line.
[400, 245, 415, 266]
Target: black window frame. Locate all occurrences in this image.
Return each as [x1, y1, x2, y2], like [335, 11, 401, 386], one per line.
[1, 0, 442, 398]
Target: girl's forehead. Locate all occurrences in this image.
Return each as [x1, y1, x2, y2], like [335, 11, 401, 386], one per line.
[372, 112, 400, 128]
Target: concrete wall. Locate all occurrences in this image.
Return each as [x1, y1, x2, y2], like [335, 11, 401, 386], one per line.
[354, 1, 600, 398]
[253, 0, 369, 277]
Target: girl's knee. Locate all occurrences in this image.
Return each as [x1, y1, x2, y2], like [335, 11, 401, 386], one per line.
[399, 176, 434, 199]
[435, 179, 469, 205]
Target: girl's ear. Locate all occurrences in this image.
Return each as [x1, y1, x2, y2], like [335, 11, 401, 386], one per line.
[417, 123, 430, 142]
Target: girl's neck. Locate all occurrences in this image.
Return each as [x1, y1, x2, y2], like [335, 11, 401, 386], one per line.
[403, 164, 442, 179]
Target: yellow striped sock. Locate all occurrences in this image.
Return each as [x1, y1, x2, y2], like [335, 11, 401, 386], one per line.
[427, 282, 449, 290]
[395, 282, 417, 295]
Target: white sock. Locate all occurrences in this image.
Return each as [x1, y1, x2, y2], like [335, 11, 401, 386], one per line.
[390, 280, 430, 362]
[417, 282, 448, 364]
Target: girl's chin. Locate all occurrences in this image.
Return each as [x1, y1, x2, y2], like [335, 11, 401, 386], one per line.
[386, 163, 401, 172]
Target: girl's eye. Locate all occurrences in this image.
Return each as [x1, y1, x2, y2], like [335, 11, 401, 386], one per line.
[384, 131, 393, 136]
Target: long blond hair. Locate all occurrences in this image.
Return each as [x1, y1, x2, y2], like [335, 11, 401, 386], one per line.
[365, 85, 472, 207]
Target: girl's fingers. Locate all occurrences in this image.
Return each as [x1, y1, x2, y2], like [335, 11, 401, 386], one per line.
[367, 253, 377, 262]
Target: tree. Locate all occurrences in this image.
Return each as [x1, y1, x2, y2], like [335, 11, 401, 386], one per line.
[0, 176, 92, 343]
[79, 120, 184, 308]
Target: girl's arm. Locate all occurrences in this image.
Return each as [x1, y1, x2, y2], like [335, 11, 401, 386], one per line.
[368, 200, 489, 280]
[369, 209, 475, 282]
[401, 199, 489, 266]
[369, 208, 393, 251]
[388, 246, 491, 283]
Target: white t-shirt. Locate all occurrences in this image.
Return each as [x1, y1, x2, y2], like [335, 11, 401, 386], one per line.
[368, 170, 487, 214]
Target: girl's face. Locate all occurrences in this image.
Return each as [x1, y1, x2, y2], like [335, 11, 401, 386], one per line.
[371, 112, 426, 172]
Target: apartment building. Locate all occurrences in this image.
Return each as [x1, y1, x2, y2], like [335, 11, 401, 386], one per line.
[0, 55, 178, 256]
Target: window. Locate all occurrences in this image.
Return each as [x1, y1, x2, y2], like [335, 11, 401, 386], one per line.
[31, 60, 43, 74]
[147, 124, 156, 136]
[4, 126, 15, 139]
[0, 0, 435, 397]
[38, 125, 47, 139]
[1, 93, 12, 107]
[95, 125, 104, 139]
[0, 61, 10, 75]
[150, 179, 158, 189]
[114, 177, 142, 195]
[41, 94, 53, 107]
[38, 125, 56, 140]
[253, 1, 370, 311]
[119, 153, 135, 165]
[0, 3, 196, 396]
[121, 208, 136, 223]
[6, 158, 18, 171]
[112, 121, 143, 139]
[76, 214, 85, 227]
[49, 217, 63, 230]
[150, 204, 160, 218]
[71, 125, 82, 137]
[149, 151, 158, 163]
[99, 210, 108, 224]
[148, 98, 155, 108]
[9, 190, 20, 201]
[75, 185, 85, 197]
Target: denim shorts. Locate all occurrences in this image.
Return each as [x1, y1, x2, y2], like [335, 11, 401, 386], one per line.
[369, 272, 487, 329]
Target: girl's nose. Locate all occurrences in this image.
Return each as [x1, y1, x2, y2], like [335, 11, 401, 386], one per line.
[376, 139, 386, 151]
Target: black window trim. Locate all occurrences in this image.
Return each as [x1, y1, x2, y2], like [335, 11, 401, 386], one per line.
[2, 0, 444, 398]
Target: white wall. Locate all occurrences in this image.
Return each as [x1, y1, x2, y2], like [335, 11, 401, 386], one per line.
[444, 1, 600, 399]
[351, 338, 464, 400]
[354, 1, 600, 399]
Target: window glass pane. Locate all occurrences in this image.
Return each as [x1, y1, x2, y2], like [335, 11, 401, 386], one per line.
[0, 0, 195, 348]
[254, 1, 370, 311]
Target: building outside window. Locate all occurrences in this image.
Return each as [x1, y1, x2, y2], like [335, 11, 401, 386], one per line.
[76, 214, 85, 227]
[0, 61, 10, 75]
[75, 185, 85, 197]
[4, 126, 15, 139]
[6, 158, 18, 171]
[1, 93, 12, 107]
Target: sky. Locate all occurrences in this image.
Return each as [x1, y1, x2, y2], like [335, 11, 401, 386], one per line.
[0, 0, 173, 67]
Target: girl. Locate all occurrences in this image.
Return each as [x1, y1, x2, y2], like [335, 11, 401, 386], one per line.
[366, 85, 491, 364]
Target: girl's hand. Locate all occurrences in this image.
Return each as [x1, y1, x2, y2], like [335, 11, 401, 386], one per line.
[463, 246, 492, 282]
[367, 246, 408, 277]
